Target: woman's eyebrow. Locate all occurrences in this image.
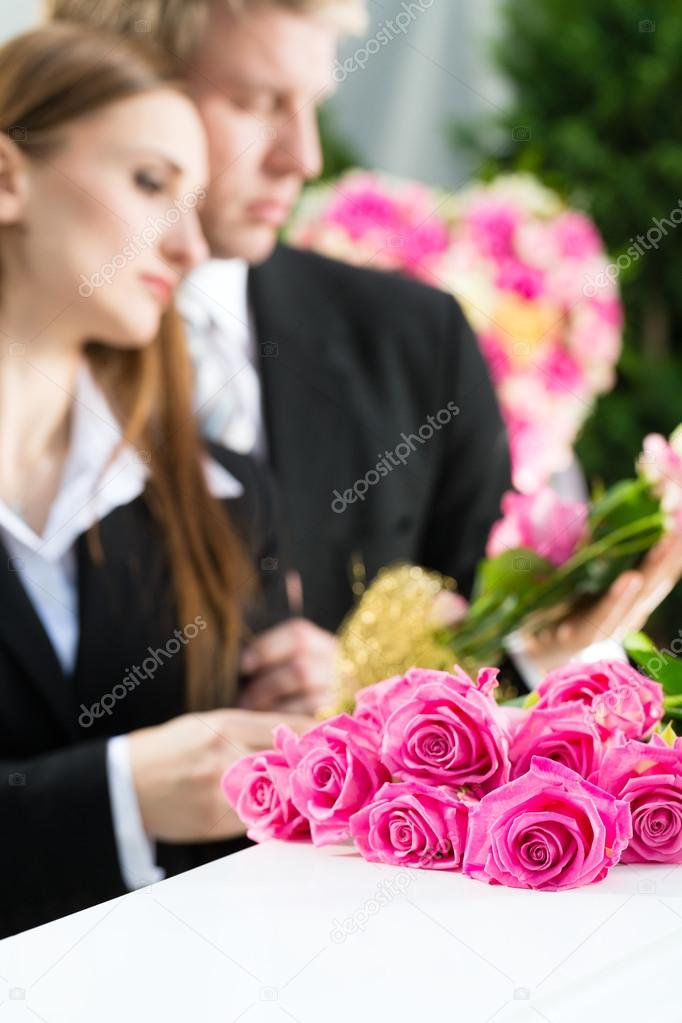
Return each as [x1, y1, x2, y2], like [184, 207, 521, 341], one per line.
[121, 146, 183, 175]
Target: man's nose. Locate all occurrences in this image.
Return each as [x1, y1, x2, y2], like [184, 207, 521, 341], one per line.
[266, 107, 323, 181]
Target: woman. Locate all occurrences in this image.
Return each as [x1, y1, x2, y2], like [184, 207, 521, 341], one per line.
[0, 23, 309, 938]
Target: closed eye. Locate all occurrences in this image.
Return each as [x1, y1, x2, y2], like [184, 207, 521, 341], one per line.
[134, 169, 165, 195]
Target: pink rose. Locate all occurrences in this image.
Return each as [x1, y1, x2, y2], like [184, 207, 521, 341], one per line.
[380, 668, 510, 797]
[637, 427, 682, 534]
[287, 715, 390, 846]
[353, 674, 413, 731]
[353, 666, 490, 731]
[498, 705, 528, 741]
[509, 704, 604, 780]
[638, 429, 682, 494]
[535, 660, 664, 741]
[463, 756, 632, 890]
[486, 488, 588, 566]
[221, 726, 310, 843]
[350, 781, 472, 870]
[593, 734, 682, 863]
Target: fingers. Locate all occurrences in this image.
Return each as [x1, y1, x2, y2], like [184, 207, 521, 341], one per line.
[608, 536, 682, 638]
[286, 571, 304, 614]
[238, 662, 333, 713]
[249, 709, 315, 734]
[590, 571, 643, 639]
[239, 693, 322, 715]
[240, 618, 335, 675]
[197, 707, 314, 751]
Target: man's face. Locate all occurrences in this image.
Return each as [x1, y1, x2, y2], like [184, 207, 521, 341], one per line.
[186, 4, 339, 264]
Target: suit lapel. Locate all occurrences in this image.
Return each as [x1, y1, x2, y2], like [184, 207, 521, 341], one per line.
[0, 537, 77, 737]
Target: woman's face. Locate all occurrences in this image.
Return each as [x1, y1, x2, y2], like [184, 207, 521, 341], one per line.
[10, 88, 209, 349]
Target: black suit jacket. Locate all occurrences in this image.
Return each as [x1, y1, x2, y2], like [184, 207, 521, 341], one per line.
[0, 448, 287, 938]
[249, 244, 512, 631]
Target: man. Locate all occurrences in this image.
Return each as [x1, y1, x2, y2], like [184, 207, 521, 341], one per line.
[48, 0, 682, 711]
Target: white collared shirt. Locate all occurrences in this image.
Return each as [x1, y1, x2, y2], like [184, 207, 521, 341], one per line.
[0, 363, 243, 891]
[178, 259, 267, 460]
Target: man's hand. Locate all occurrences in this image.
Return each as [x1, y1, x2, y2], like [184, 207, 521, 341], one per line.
[238, 618, 338, 714]
[128, 709, 313, 844]
[519, 535, 682, 676]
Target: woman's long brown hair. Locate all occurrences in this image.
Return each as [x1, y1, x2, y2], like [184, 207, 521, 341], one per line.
[0, 24, 255, 710]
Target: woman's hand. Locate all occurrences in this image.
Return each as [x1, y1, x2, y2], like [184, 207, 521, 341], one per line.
[238, 618, 338, 715]
[128, 709, 313, 843]
[517, 535, 682, 676]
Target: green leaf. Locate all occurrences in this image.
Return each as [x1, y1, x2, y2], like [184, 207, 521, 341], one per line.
[523, 690, 540, 709]
[657, 721, 678, 747]
[624, 631, 682, 696]
[588, 478, 659, 539]
[472, 548, 554, 603]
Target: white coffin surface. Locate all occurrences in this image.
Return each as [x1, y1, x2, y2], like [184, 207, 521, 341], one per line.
[1, 841, 681, 1022]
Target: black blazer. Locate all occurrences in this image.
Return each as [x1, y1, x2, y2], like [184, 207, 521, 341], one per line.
[249, 245, 512, 632]
[0, 448, 287, 938]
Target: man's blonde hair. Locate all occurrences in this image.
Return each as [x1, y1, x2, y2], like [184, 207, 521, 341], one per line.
[45, 0, 368, 62]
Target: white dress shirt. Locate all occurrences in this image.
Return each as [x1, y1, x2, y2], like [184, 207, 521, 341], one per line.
[0, 363, 243, 891]
[178, 259, 267, 459]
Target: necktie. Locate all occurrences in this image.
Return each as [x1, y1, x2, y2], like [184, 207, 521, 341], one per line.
[189, 312, 263, 456]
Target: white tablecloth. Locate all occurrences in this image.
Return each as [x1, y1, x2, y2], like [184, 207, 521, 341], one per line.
[2, 842, 681, 1022]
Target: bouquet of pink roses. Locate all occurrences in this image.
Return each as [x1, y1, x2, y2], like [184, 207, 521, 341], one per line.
[287, 171, 623, 493]
[222, 660, 682, 891]
[334, 425, 682, 711]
